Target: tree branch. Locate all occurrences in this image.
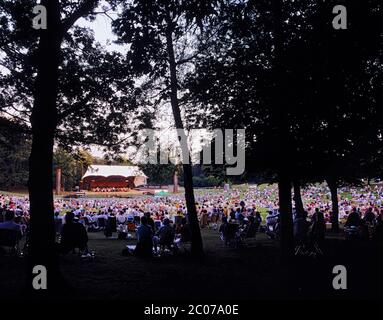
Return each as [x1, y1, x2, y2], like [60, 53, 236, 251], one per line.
[92, 9, 117, 21]
[0, 110, 30, 126]
[57, 95, 93, 122]
[176, 51, 200, 66]
[61, 0, 100, 34]
[176, 28, 221, 66]
[0, 116, 31, 134]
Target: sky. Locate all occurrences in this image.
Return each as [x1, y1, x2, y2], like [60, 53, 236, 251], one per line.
[76, 7, 209, 163]
[76, 10, 126, 158]
[78, 10, 173, 158]
[0, 2, 210, 162]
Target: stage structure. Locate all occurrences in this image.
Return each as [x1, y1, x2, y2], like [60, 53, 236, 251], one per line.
[80, 165, 147, 190]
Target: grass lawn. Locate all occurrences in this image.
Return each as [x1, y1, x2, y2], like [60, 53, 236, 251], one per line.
[0, 228, 381, 301]
[0, 190, 28, 196]
[0, 185, 367, 222]
[1, 185, 381, 301]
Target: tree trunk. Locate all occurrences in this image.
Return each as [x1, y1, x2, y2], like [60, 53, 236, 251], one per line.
[278, 171, 294, 259]
[273, 0, 294, 259]
[293, 179, 304, 214]
[326, 177, 339, 232]
[27, 0, 62, 293]
[165, 16, 203, 257]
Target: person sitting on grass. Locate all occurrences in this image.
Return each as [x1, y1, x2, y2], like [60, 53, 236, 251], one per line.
[174, 217, 192, 253]
[153, 218, 175, 252]
[134, 216, 153, 257]
[235, 207, 243, 221]
[229, 209, 236, 221]
[219, 216, 240, 246]
[254, 211, 262, 231]
[104, 210, 117, 237]
[363, 207, 376, 225]
[345, 208, 361, 227]
[60, 211, 89, 256]
[240, 215, 257, 239]
[116, 211, 127, 225]
[310, 210, 326, 246]
[178, 217, 192, 243]
[293, 211, 310, 246]
[145, 212, 155, 232]
[219, 216, 228, 241]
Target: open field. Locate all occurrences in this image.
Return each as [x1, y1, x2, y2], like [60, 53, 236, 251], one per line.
[3, 183, 382, 222]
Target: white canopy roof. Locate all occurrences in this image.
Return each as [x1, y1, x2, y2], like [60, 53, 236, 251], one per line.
[82, 165, 147, 179]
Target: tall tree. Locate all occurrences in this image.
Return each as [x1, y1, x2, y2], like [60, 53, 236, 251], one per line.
[1, 0, 139, 291]
[186, 0, 381, 245]
[271, 0, 294, 258]
[306, 0, 382, 231]
[113, 0, 219, 256]
[185, 0, 296, 257]
[0, 118, 30, 190]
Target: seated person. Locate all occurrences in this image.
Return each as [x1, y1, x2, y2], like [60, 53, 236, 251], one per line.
[219, 216, 228, 235]
[54, 211, 63, 235]
[310, 210, 326, 245]
[199, 209, 208, 228]
[363, 208, 376, 225]
[60, 211, 89, 254]
[153, 218, 175, 251]
[266, 210, 279, 227]
[220, 217, 239, 245]
[104, 212, 117, 237]
[0, 210, 22, 239]
[235, 208, 244, 221]
[85, 213, 98, 231]
[345, 208, 361, 227]
[97, 211, 107, 229]
[145, 212, 155, 232]
[229, 209, 236, 221]
[134, 216, 153, 257]
[178, 218, 192, 243]
[254, 211, 262, 231]
[293, 211, 310, 245]
[117, 211, 127, 225]
[241, 216, 257, 238]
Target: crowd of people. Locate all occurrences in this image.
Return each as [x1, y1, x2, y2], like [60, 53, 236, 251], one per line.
[1, 183, 382, 256]
[90, 187, 132, 193]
